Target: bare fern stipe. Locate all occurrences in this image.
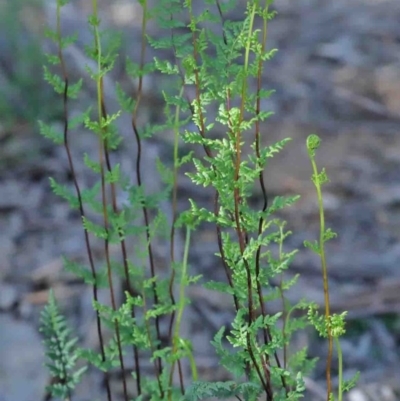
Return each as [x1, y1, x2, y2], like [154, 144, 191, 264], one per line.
[39, 1, 358, 401]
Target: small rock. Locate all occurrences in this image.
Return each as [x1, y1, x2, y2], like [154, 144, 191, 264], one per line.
[348, 388, 369, 401]
[375, 64, 400, 117]
[0, 284, 18, 310]
[0, 314, 47, 401]
[0, 236, 15, 280]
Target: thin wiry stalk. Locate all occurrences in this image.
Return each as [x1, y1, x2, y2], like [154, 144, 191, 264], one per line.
[167, 31, 239, 312]
[168, 226, 192, 400]
[128, 117, 164, 396]
[103, 140, 142, 395]
[164, 10, 193, 393]
[167, 83, 187, 394]
[55, 2, 112, 400]
[278, 226, 289, 370]
[214, 193, 240, 311]
[182, 5, 244, 323]
[185, 1, 239, 306]
[253, 0, 272, 361]
[234, 5, 256, 348]
[167, 10, 179, 340]
[211, 0, 241, 314]
[167, 13, 243, 392]
[166, 7, 243, 394]
[185, 1, 272, 396]
[91, 2, 128, 399]
[310, 154, 333, 400]
[130, 0, 164, 389]
[213, 1, 273, 396]
[164, 0, 233, 351]
[251, 0, 289, 394]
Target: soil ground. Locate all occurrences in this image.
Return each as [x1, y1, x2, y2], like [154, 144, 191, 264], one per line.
[1, 1, 400, 400]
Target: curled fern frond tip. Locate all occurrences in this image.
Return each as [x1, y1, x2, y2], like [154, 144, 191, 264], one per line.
[306, 134, 321, 157]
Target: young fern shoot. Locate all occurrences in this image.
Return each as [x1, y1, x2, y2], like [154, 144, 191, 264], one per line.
[305, 134, 359, 401]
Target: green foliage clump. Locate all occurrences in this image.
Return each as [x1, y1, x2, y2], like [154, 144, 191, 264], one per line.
[38, 1, 358, 401]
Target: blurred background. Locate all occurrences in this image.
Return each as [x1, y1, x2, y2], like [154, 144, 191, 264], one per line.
[1, 0, 400, 400]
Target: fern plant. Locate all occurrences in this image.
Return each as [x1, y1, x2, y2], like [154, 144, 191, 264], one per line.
[40, 290, 87, 400]
[38, 0, 357, 401]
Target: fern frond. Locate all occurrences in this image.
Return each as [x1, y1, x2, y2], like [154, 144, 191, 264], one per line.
[40, 290, 86, 400]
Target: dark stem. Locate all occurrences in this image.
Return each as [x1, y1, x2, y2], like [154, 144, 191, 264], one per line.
[56, 9, 112, 400]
